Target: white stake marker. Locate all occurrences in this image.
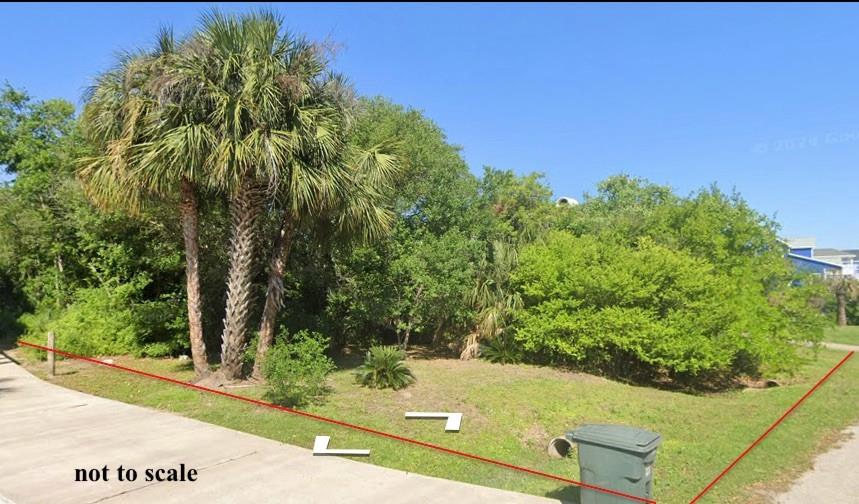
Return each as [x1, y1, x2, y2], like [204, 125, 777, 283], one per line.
[404, 412, 463, 432]
[312, 436, 370, 456]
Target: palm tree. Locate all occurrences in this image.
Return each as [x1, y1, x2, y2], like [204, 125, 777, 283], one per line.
[252, 140, 398, 379]
[79, 29, 211, 377]
[828, 275, 859, 326]
[170, 10, 342, 380]
[461, 241, 522, 360]
[251, 78, 398, 377]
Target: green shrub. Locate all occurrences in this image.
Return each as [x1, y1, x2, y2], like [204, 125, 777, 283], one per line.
[17, 279, 188, 358]
[513, 231, 823, 382]
[133, 295, 189, 357]
[243, 332, 259, 367]
[261, 330, 335, 406]
[480, 335, 523, 364]
[19, 283, 140, 356]
[355, 345, 415, 390]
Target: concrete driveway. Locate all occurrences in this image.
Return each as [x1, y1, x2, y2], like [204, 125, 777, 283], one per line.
[0, 351, 558, 504]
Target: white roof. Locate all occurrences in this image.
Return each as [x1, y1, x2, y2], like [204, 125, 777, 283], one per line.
[784, 237, 816, 249]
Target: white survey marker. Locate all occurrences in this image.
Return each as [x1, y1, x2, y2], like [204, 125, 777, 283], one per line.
[312, 436, 370, 456]
[404, 411, 463, 432]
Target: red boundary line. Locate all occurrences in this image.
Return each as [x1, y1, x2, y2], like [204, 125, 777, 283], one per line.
[18, 341, 654, 504]
[688, 350, 855, 503]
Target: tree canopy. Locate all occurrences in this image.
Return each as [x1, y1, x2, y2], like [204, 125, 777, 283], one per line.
[0, 13, 836, 387]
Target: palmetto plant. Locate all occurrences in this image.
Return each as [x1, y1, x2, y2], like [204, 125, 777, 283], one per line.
[79, 29, 211, 377]
[251, 79, 399, 379]
[165, 10, 344, 380]
[828, 275, 859, 326]
[480, 334, 523, 364]
[81, 10, 349, 381]
[355, 345, 415, 390]
[252, 144, 398, 378]
[461, 241, 523, 360]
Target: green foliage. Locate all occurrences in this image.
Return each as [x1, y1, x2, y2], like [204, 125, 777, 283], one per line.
[0, 80, 832, 390]
[476, 167, 555, 244]
[514, 231, 825, 382]
[350, 98, 479, 233]
[18, 278, 186, 357]
[355, 345, 415, 390]
[849, 301, 859, 326]
[0, 86, 87, 307]
[262, 330, 335, 406]
[325, 100, 557, 349]
[326, 219, 483, 350]
[480, 336, 523, 364]
[546, 175, 828, 382]
[470, 242, 521, 341]
[324, 100, 485, 347]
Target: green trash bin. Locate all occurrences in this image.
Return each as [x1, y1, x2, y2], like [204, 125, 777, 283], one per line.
[567, 424, 661, 504]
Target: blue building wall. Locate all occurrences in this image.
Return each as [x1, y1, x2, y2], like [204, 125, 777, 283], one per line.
[788, 254, 841, 275]
[791, 247, 813, 258]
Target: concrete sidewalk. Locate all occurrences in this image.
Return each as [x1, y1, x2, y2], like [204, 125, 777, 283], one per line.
[776, 344, 859, 503]
[776, 424, 859, 503]
[822, 342, 859, 353]
[0, 351, 559, 504]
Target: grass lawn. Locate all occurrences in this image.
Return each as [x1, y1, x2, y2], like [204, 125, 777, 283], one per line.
[824, 325, 859, 346]
[12, 345, 859, 504]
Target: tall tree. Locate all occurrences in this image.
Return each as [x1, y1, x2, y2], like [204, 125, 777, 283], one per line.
[169, 10, 341, 380]
[322, 98, 482, 349]
[79, 30, 212, 376]
[252, 141, 398, 378]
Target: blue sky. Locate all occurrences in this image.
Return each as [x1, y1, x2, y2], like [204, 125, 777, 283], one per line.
[2, 3, 857, 247]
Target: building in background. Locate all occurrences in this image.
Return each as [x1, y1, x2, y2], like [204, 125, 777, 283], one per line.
[783, 237, 857, 278]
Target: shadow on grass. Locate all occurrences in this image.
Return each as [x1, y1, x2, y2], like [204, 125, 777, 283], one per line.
[545, 484, 580, 503]
[263, 384, 334, 409]
[169, 359, 195, 374]
[331, 349, 365, 371]
[405, 345, 458, 361]
[332, 344, 458, 371]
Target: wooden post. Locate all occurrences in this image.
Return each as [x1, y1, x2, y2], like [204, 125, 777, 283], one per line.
[47, 331, 55, 376]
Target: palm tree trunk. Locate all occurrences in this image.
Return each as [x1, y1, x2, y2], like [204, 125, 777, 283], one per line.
[837, 291, 848, 326]
[460, 330, 480, 360]
[252, 213, 296, 380]
[180, 178, 208, 377]
[220, 181, 264, 380]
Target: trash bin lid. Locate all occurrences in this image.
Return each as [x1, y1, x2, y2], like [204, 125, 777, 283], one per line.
[567, 424, 661, 454]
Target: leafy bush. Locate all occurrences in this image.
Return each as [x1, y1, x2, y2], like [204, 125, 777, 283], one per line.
[18, 279, 188, 358]
[261, 330, 335, 406]
[513, 231, 824, 382]
[20, 282, 141, 356]
[355, 345, 415, 390]
[480, 335, 523, 364]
